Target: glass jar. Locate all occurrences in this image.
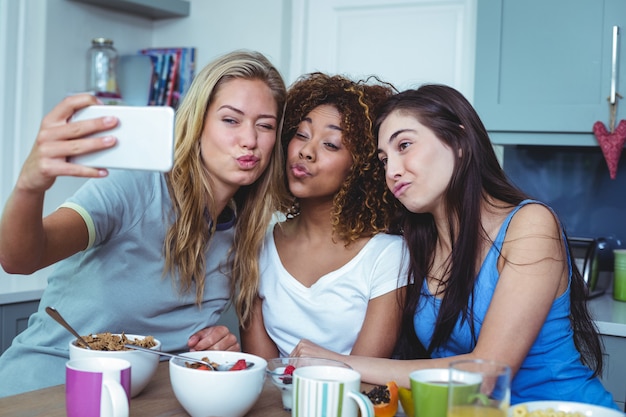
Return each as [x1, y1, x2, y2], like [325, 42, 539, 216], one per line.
[87, 38, 121, 98]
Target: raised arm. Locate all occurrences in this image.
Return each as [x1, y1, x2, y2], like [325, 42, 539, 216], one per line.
[0, 94, 119, 274]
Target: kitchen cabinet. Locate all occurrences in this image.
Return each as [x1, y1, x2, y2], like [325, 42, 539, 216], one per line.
[474, 0, 626, 146]
[600, 335, 626, 411]
[1, 301, 38, 354]
[68, 0, 190, 19]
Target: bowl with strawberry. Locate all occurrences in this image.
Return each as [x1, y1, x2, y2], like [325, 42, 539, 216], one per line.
[169, 350, 267, 417]
[266, 357, 352, 410]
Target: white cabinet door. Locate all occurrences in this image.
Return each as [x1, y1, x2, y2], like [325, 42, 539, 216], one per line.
[289, 0, 476, 99]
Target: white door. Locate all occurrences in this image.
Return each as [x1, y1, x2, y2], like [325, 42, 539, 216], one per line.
[289, 0, 476, 99]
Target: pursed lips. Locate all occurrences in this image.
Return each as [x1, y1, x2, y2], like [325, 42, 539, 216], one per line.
[392, 181, 410, 198]
[290, 163, 310, 178]
[237, 154, 260, 169]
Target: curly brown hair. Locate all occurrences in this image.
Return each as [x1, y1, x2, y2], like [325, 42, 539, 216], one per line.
[281, 72, 400, 244]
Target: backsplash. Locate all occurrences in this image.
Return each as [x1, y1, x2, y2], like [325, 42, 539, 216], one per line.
[502, 145, 626, 242]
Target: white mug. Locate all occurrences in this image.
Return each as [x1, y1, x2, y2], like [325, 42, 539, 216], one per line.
[292, 365, 374, 417]
[66, 357, 131, 417]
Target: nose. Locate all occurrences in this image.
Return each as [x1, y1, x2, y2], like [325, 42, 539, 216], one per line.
[298, 141, 315, 161]
[240, 123, 258, 149]
[385, 154, 402, 181]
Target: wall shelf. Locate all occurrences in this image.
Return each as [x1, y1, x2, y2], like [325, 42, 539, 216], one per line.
[70, 0, 190, 20]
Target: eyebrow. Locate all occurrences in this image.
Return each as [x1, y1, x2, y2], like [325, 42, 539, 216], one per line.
[387, 128, 414, 143]
[302, 116, 343, 131]
[378, 128, 415, 153]
[218, 104, 277, 120]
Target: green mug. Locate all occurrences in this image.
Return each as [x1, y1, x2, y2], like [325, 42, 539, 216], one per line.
[613, 249, 626, 302]
[410, 368, 481, 417]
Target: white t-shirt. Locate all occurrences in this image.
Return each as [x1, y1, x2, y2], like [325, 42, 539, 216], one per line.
[259, 228, 409, 357]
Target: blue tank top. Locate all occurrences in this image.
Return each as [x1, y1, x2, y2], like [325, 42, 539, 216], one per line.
[413, 200, 618, 409]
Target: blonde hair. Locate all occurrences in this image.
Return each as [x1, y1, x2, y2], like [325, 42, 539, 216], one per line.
[164, 50, 288, 327]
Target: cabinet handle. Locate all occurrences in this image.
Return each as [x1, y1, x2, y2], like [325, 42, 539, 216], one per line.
[610, 25, 620, 105]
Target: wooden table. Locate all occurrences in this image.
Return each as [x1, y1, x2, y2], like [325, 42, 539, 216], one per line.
[0, 361, 289, 416]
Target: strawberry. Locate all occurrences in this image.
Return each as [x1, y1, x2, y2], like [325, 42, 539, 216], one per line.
[280, 364, 296, 384]
[228, 359, 248, 371]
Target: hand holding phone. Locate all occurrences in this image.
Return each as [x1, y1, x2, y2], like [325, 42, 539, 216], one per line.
[69, 105, 175, 172]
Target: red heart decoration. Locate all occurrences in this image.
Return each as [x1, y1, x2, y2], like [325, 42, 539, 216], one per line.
[593, 119, 626, 179]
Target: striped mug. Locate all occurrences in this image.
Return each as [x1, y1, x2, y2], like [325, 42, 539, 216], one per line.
[292, 365, 374, 417]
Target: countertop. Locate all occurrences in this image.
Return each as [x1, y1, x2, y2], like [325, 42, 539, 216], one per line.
[587, 291, 626, 338]
[0, 271, 48, 305]
[1, 271, 626, 338]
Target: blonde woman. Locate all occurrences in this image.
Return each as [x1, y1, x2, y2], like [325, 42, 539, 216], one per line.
[0, 50, 287, 397]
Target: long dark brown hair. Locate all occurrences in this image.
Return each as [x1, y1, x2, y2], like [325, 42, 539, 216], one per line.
[374, 84, 603, 376]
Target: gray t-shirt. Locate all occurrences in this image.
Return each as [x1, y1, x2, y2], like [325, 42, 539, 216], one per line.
[0, 170, 234, 397]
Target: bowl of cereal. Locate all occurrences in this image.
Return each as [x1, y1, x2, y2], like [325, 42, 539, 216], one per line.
[68, 332, 161, 397]
[169, 350, 267, 417]
[510, 401, 623, 417]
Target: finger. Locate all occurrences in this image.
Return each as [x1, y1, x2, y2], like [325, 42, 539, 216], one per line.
[224, 341, 241, 352]
[38, 114, 119, 148]
[41, 94, 101, 128]
[204, 333, 240, 351]
[187, 326, 228, 351]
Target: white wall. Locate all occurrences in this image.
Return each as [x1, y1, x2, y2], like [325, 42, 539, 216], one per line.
[0, 0, 288, 216]
[0, 0, 287, 282]
[152, 0, 290, 79]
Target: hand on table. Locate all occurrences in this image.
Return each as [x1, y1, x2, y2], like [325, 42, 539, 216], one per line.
[188, 326, 241, 352]
[290, 339, 343, 362]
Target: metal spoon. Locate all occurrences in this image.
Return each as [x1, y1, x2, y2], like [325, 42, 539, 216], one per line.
[123, 344, 216, 370]
[45, 306, 92, 350]
[123, 344, 253, 371]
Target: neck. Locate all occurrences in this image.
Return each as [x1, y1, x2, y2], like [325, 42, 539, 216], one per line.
[289, 197, 336, 239]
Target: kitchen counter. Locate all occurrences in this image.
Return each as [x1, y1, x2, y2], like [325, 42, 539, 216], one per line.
[588, 291, 626, 338]
[0, 272, 47, 305]
[6, 275, 615, 357]
[1, 271, 625, 338]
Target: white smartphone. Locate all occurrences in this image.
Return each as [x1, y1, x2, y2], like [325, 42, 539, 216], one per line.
[69, 105, 175, 172]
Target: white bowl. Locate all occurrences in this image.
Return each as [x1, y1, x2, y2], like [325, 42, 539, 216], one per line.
[169, 350, 267, 417]
[68, 333, 161, 397]
[510, 401, 624, 417]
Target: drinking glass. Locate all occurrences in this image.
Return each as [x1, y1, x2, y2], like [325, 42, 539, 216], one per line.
[447, 359, 511, 417]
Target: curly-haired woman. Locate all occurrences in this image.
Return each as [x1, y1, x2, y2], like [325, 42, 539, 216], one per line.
[241, 72, 409, 359]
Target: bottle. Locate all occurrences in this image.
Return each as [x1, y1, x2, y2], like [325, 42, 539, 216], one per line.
[87, 38, 121, 100]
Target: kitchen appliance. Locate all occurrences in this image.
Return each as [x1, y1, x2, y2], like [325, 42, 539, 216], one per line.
[569, 237, 622, 298]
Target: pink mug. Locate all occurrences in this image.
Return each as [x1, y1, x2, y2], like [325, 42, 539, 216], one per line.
[66, 357, 131, 417]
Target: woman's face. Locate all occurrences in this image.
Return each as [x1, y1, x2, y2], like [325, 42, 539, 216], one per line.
[377, 110, 455, 214]
[200, 78, 278, 200]
[286, 104, 353, 201]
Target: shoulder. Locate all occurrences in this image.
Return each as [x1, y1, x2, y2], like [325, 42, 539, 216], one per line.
[365, 233, 409, 265]
[370, 232, 404, 246]
[108, 169, 163, 190]
[507, 201, 561, 240]
[500, 201, 565, 263]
